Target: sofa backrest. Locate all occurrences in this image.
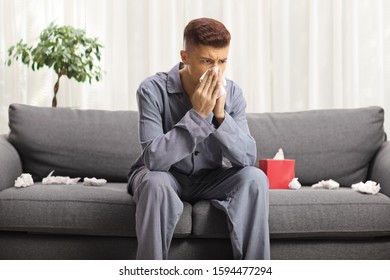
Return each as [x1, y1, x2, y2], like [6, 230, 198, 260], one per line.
[247, 107, 386, 186]
[8, 104, 385, 186]
[8, 104, 140, 182]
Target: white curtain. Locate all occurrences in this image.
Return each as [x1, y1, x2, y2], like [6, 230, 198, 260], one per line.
[1, 0, 389, 134]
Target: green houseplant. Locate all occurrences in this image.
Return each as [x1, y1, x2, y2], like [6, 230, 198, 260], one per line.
[6, 22, 103, 107]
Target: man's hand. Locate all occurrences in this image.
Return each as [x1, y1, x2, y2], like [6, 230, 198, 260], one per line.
[213, 78, 226, 124]
[191, 69, 220, 118]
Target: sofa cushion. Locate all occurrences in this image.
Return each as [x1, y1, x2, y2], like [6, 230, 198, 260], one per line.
[269, 187, 390, 238]
[8, 104, 140, 182]
[192, 200, 228, 238]
[247, 107, 385, 186]
[0, 135, 22, 191]
[0, 183, 192, 237]
[193, 187, 390, 238]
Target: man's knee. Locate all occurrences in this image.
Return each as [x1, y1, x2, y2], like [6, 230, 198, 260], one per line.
[238, 166, 269, 192]
[137, 171, 180, 201]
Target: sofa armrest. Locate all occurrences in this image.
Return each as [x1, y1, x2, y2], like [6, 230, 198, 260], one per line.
[0, 134, 22, 191]
[369, 141, 390, 197]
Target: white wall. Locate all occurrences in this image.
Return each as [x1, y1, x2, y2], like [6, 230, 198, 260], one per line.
[1, 0, 389, 133]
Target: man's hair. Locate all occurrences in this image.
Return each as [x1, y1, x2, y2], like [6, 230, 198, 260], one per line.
[183, 18, 231, 49]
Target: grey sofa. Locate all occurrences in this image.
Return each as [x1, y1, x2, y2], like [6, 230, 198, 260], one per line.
[1, 103, 389, 260]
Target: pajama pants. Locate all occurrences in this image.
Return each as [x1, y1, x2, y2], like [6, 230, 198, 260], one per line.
[128, 165, 270, 260]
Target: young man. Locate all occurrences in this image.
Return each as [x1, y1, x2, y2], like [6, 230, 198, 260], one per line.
[128, 18, 270, 260]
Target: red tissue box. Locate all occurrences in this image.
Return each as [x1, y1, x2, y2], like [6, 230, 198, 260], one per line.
[259, 159, 295, 189]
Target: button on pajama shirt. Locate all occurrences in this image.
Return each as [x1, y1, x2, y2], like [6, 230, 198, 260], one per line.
[128, 63, 270, 260]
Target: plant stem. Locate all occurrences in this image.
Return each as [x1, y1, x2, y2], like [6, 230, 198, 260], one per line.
[52, 74, 61, 107]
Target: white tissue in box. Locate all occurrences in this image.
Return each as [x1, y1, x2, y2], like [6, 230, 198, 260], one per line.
[273, 148, 285, 160]
[199, 66, 227, 98]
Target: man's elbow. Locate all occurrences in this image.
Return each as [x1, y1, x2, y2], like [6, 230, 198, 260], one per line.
[143, 153, 170, 172]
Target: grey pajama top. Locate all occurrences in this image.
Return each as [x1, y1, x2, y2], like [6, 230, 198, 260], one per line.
[128, 63, 257, 179]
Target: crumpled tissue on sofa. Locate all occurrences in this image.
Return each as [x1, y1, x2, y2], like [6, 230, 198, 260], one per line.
[288, 178, 301, 190]
[42, 171, 107, 186]
[83, 177, 107, 186]
[14, 173, 34, 188]
[351, 180, 381, 195]
[42, 170, 81, 185]
[312, 179, 340, 190]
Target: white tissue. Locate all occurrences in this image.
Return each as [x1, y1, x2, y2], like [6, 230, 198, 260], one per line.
[312, 179, 340, 190]
[351, 181, 380, 195]
[273, 148, 285, 160]
[14, 173, 34, 188]
[288, 178, 301, 190]
[42, 170, 81, 185]
[83, 177, 107, 186]
[199, 66, 227, 98]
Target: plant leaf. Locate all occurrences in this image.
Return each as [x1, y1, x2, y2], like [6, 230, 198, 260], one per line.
[5, 22, 104, 91]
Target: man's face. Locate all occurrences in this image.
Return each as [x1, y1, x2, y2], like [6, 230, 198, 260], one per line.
[181, 44, 229, 84]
